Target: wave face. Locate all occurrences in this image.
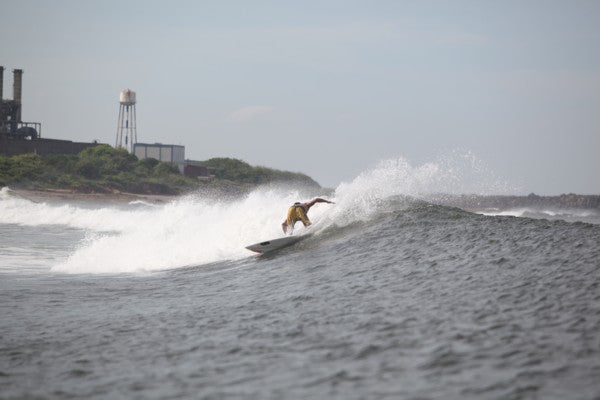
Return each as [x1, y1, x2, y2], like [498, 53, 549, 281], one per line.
[1, 157, 600, 399]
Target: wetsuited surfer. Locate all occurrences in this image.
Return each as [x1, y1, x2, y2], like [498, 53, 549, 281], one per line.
[281, 198, 334, 235]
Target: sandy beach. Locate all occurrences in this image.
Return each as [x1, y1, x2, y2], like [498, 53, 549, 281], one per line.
[8, 188, 179, 204]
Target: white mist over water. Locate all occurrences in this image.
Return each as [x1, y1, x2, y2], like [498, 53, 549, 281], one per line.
[53, 190, 320, 273]
[0, 155, 514, 274]
[326, 154, 516, 227]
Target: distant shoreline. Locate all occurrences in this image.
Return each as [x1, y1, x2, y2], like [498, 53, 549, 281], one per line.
[435, 193, 600, 211]
[8, 188, 599, 211]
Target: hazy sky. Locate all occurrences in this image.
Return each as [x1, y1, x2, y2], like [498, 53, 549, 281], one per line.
[2, 0, 599, 194]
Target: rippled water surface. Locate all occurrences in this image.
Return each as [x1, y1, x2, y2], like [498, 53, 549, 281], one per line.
[2, 193, 599, 399]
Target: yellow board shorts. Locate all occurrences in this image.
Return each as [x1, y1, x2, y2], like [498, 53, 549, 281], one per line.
[287, 205, 311, 227]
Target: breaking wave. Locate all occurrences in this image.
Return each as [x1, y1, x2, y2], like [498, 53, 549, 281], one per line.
[0, 155, 517, 273]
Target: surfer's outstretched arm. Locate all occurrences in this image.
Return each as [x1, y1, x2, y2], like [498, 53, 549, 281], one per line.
[304, 198, 335, 210]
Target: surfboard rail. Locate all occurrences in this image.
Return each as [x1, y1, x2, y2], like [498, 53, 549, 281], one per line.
[245, 234, 311, 254]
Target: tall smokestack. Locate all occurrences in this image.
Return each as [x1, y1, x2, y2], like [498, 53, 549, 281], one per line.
[13, 69, 23, 103]
[13, 69, 23, 122]
[0, 66, 4, 100]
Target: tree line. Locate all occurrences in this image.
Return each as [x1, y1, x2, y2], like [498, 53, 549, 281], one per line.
[0, 145, 320, 195]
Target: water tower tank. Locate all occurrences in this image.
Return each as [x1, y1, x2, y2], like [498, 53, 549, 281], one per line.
[116, 89, 138, 152]
[119, 89, 136, 105]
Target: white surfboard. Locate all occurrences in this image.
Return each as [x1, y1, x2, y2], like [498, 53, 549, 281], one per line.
[245, 234, 311, 254]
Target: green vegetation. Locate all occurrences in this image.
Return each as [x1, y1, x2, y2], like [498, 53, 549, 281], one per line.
[0, 146, 320, 195]
[0, 145, 197, 194]
[198, 158, 319, 187]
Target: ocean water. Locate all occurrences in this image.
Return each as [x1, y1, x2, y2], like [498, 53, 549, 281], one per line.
[1, 159, 599, 399]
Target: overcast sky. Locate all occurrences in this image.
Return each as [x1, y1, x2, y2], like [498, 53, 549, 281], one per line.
[2, 0, 599, 194]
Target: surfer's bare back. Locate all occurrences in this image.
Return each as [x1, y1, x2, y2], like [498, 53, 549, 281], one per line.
[282, 198, 334, 234]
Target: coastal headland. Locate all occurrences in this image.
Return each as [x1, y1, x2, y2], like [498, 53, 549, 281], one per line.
[0, 145, 321, 202]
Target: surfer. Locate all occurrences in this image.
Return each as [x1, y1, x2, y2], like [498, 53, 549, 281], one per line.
[282, 198, 334, 234]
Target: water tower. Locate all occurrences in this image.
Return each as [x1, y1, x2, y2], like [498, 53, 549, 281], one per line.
[115, 89, 137, 152]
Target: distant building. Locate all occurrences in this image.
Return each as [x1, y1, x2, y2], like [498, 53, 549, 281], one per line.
[0, 66, 101, 156]
[133, 143, 185, 173]
[0, 137, 101, 156]
[0, 67, 41, 139]
[183, 160, 213, 179]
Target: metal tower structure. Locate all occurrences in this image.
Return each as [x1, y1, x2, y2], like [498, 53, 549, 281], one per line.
[115, 89, 137, 152]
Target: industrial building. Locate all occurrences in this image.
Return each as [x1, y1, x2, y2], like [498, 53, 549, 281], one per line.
[133, 143, 185, 173]
[1, 67, 207, 179]
[0, 67, 41, 140]
[0, 66, 100, 156]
